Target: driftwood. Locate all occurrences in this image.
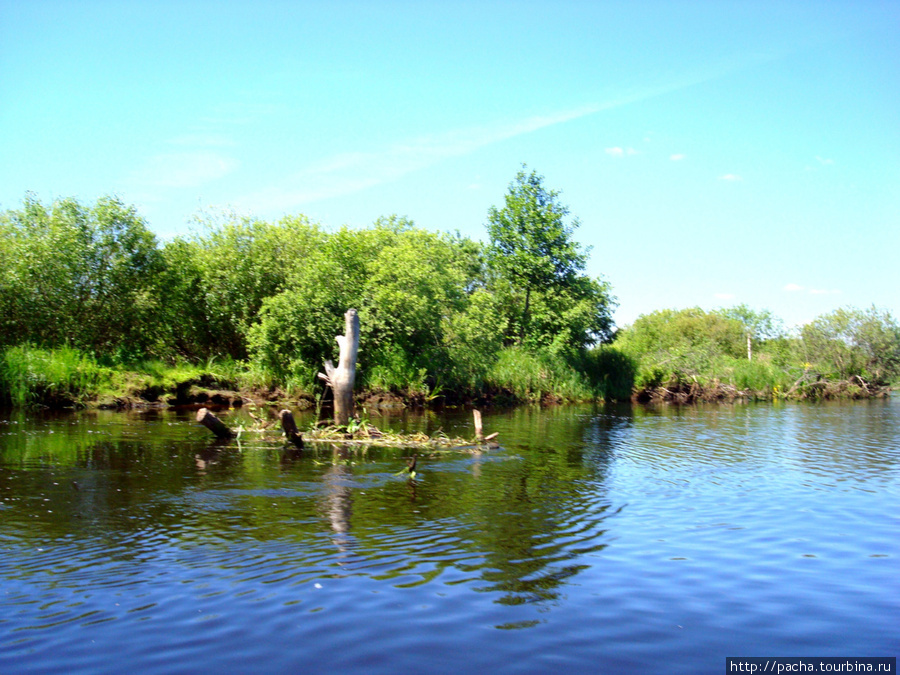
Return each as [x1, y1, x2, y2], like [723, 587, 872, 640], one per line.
[318, 309, 360, 426]
[196, 408, 234, 439]
[278, 409, 304, 448]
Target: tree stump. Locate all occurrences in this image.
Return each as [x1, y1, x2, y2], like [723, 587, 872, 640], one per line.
[196, 407, 234, 439]
[473, 409, 484, 442]
[318, 309, 360, 426]
[278, 409, 304, 448]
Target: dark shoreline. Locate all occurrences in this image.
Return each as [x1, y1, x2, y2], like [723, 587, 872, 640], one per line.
[632, 378, 893, 405]
[6, 379, 892, 413]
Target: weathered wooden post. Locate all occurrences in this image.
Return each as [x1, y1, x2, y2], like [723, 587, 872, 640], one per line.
[473, 409, 484, 442]
[318, 309, 360, 427]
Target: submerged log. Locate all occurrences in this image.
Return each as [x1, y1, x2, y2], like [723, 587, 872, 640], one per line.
[196, 407, 234, 439]
[278, 409, 304, 448]
[318, 309, 360, 427]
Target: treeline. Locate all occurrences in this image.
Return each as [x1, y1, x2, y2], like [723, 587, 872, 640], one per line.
[2, 170, 898, 408]
[0, 169, 621, 406]
[615, 305, 900, 402]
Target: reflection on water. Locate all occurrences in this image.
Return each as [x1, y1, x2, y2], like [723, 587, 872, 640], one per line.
[0, 401, 898, 674]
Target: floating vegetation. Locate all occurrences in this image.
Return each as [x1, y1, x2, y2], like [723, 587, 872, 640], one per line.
[197, 407, 499, 455]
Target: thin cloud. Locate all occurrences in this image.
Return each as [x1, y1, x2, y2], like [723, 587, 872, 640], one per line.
[238, 104, 606, 213]
[784, 283, 841, 296]
[605, 146, 637, 157]
[670, 153, 686, 161]
[129, 151, 240, 189]
[719, 174, 742, 181]
[815, 155, 834, 166]
[237, 54, 781, 213]
[714, 292, 735, 300]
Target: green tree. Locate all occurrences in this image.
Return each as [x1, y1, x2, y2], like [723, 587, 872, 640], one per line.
[247, 220, 488, 394]
[800, 306, 900, 383]
[486, 165, 612, 347]
[717, 304, 784, 361]
[163, 211, 324, 360]
[1, 194, 163, 357]
[616, 308, 745, 387]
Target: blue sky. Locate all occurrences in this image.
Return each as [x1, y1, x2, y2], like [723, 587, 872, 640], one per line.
[2, 0, 898, 329]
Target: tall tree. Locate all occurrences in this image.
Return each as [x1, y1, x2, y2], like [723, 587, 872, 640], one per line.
[486, 165, 598, 345]
[718, 304, 784, 361]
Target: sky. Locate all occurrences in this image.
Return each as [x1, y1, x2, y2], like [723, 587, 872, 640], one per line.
[2, 0, 898, 330]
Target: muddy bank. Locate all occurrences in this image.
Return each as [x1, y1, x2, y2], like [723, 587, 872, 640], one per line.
[633, 377, 892, 404]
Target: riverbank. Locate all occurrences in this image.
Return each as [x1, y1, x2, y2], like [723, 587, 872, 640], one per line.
[1, 345, 892, 411]
[0, 345, 585, 411]
[632, 378, 893, 404]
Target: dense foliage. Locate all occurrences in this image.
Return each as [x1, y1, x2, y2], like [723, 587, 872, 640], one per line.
[485, 166, 613, 351]
[0, 194, 163, 360]
[615, 305, 900, 400]
[1, 174, 617, 405]
[2, 176, 897, 408]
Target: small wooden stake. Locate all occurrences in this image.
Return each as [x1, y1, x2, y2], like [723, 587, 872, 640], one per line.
[473, 409, 484, 442]
[279, 409, 304, 448]
[197, 408, 234, 439]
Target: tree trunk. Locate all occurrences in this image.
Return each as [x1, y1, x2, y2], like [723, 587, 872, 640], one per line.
[318, 309, 360, 426]
[519, 287, 531, 345]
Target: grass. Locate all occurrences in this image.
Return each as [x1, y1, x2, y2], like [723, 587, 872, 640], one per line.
[0, 346, 257, 408]
[724, 356, 794, 393]
[0, 345, 113, 407]
[6, 341, 882, 409]
[484, 347, 600, 402]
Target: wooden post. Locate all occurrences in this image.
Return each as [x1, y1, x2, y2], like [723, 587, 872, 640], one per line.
[196, 407, 234, 439]
[473, 409, 484, 442]
[318, 309, 360, 426]
[278, 409, 304, 448]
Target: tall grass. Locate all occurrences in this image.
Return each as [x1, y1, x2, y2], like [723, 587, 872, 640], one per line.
[724, 357, 793, 393]
[485, 347, 599, 401]
[0, 346, 112, 407]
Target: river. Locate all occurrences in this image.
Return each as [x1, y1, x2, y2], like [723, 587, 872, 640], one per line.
[1, 400, 897, 674]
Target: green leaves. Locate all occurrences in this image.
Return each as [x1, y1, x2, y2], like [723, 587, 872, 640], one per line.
[486, 165, 587, 293]
[616, 308, 748, 387]
[0, 195, 163, 357]
[485, 165, 613, 349]
[1, 181, 622, 402]
[615, 304, 900, 394]
[800, 306, 900, 382]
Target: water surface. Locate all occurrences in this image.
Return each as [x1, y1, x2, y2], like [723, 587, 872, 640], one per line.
[1, 400, 897, 674]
